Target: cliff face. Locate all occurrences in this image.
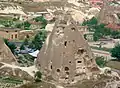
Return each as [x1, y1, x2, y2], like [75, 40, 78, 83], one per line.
[0, 39, 18, 65]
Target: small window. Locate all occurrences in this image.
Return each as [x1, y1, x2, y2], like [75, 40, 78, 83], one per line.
[26, 35, 29, 38]
[69, 61, 71, 63]
[57, 30, 59, 33]
[77, 49, 85, 54]
[57, 69, 60, 72]
[11, 35, 13, 39]
[62, 27, 65, 29]
[15, 34, 17, 38]
[51, 65, 52, 69]
[77, 61, 82, 63]
[65, 67, 69, 71]
[71, 28, 75, 31]
[64, 41, 67, 46]
[66, 72, 69, 75]
[6, 31, 8, 33]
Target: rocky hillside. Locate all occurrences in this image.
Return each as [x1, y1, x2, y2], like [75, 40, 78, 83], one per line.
[0, 38, 18, 65]
[0, 2, 25, 15]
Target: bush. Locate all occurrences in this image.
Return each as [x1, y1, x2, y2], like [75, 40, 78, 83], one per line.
[29, 30, 47, 50]
[95, 56, 106, 68]
[4, 39, 16, 54]
[111, 43, 120, 60]
[34, 71, 42, 82]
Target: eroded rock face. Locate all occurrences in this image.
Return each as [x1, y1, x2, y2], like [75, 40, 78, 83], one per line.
[0, 62, 34, 81]
[36, 13, 99, 84]
[0, 39, 18, 65]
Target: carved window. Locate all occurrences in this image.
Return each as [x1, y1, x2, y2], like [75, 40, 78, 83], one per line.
[11, 35, 13, 39]
[15, 34, 17, 38]
[51, 65, 52, 69]
[69, 61, 71, 63]
[6, 31, 8, 33]
[77, 48, 85, 54]
[71, 28, 75, 31]
[65, 67, 69, 71]
[57, 69, 60, 72]
[78, 61, 81, 63]
[64, 41, 67, 46]
[0, 52, 2, 55]
[66, 72, 69, 75]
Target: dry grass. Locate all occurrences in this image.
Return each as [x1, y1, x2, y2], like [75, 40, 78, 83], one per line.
[106, 60, 120, 70]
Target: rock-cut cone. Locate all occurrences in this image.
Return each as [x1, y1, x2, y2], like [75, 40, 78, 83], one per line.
[36, 13, 99, 84]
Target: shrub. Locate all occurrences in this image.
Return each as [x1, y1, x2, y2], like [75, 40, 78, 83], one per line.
[34, 71, 42, 82]
[95, 56, 106, 68]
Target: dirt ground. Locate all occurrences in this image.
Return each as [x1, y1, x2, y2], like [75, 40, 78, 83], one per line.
[106, 60, 120, 70]
[16, 81, 56, 88]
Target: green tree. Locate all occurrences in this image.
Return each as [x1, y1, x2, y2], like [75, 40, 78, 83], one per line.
[34, 71, 42, 82]
[111, 30, 120, 39]
[111, 43, 120, 60]
[23, 21, 31, 30]
[4, 39, 16, 54]
[96, 56, 106, 68]
[82, 17, 98, 26]
[23, 38, 29, 45]
[20, 44, 25, 50]
[20, 38, 29, 50]
[30, 30, 47, 50]
[33, 16, 47, 29]
[15, 23, 23, 28]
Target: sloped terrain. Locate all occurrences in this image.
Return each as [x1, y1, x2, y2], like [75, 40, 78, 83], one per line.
[0, 2, 25, 15]
[0, 39, 18, 65]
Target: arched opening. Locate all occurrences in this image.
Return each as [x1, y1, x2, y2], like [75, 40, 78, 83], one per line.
[77, 48, 85, 54]
[65, 67, 69, 71]
[64, 41, 67, 47]
[77, 61, 82, 63]
[51, 65, 52, 69]
[69, 61, 71, 63]
[26, 35, 29, 38]
[56, 69, 60, 72]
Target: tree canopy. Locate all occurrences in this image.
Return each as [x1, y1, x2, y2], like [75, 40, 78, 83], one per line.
[4, 39, 16, 54]
[111, 43, 120, 60]
[29, 30, 47, 50]
[82, 17, 98, 26]
[82, 17, 120, 41]
[33, 16, 47, 29]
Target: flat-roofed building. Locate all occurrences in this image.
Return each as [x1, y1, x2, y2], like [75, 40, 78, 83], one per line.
[0, 28, 20, 40]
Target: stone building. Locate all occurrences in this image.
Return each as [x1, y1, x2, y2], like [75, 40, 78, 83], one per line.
[36, 13, 99, 84]
[0, 28, 20, 40]
[0, 28, 36, 40]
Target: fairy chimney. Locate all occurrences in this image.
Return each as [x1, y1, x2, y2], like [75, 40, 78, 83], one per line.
[36, 13, 99, 84]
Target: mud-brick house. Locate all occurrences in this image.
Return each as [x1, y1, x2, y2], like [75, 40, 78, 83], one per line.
[0, 27, 36, 40]
[0, 28, 20, 40]
[18, 30, 35, 40]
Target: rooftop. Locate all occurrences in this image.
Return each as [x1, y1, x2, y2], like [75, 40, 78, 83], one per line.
[0, 27, 21, 32]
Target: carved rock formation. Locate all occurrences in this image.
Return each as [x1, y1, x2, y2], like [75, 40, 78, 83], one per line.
[0, 38, 18, 65]
[36, 13, 99, 84]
